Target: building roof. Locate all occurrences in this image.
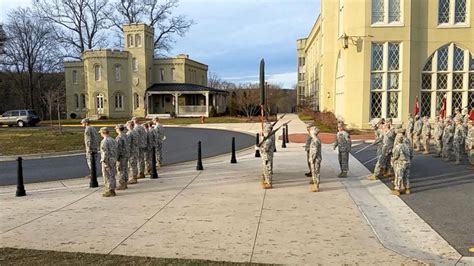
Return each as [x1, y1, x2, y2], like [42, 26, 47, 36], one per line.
[147, 83, 228, 94]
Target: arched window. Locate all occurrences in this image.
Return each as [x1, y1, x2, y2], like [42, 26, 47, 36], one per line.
[115, 92, 124, 110]
[115, 65, 121, 81]
[127, 34, 134, 47]
[134, 93, 140, 109]
[421, 43, 473, 117]
[135, 34, 141, 47]
[94, 65, 101, 81]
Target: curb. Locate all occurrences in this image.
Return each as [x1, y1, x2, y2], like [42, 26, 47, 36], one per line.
[0, 150, 85, 162]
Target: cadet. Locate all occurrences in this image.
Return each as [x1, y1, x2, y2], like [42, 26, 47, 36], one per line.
[304, 123, 313, 177]
[433, 117, 445, 158]
[369, 123, 390, 180]
[143, 122, 154, 175]
[467, 120, 474, 170]
[152, 117, 165, 168]
[308, 126, 322, 192]
[126, 121, 139, 184]
[413, 115, 423, 151]
[99, 127, 117, 197]
[333, 122, 352, 178]
[383, 119, 396, 177]
[421, 116, 432, 154]
[260, 123, 274, 189]
[132, 117, 147, 179]
[391, 131, 412, 196]
[115, 124, 130, 190]
[373, 119, 384, 158]
[453, 118, 466, 165]
[406, 114, 414, 147]
[81, 118, 99, 178]
[442, 118, 454, 161]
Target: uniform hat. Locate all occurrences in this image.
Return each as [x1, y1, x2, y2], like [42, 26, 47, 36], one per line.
[115, 124, 125, 130]
[306, 122, 314, 128]
[81, 118, 89, 124]
[99, 127, 109, 134]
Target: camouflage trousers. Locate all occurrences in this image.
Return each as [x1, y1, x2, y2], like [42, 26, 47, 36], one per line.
[128, 151, 138, 178]
[384, 151, 393, 175]
[101, 163, 116, 191]
[85, 151, 98, 171]
[306, 151, 311, 172]
[144, 148, 152, 174]
[309, 157, 321, 185]
[156, 142, 163, 166]
[393, 161, 410, 191]
[422, 137, 430, 152]
[261, 153, 273, 185]
[116, 157, 129, 185]
[435, 138, 443, 156]
[338, 151, 349, 171]
[138, 147, 146, 175]
[469, 149, 474, 165]
[453, 142, 464, 162]
[376, 144, 383, 158]
[442, 142, 453, 160]
[406, 133, 413, 148]
[413, 134, 421, 150]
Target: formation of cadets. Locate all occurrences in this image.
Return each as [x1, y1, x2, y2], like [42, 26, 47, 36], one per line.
[81, 117, 165, 197]
[368, 107, 474, 196]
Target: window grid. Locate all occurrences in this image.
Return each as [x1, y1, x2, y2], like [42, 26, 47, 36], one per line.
[438, 0, 450, 24]
[388, 0, 401, 22]
[372, 0, 385, 23]
[452, 91, 463, 113]
[455, 0, 467, 23]
[468, 92, 474, 108]
[115, 93, 123, 110]
[422, 74, 432, 90]
[371, 92, 383, 119]
[387, 92, 398, 118]
[372, 0, 401, 24]
[421, 92, 431, 117]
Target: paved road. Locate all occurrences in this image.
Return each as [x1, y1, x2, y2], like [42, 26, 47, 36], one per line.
[351, 143, 474, 256]
[0, 127, 254, 186]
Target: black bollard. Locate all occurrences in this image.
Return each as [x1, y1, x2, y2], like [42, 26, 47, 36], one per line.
[16, 157, 26, 197]
[150, 148, 159, 179]
[89, 152, 99, 188]
[282, 128, 287, 148]
[285, 124, 289, 144]
[196, 141, 204, 170]
[231, 137, 237, 164]
[255, 133, 261, 157]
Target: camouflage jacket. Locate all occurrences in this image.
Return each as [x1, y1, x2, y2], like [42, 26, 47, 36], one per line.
[391, 142, 411, 167]
[127, 129, 139, 154]
[453, 125, 466, 145]
[134, 125, 147, 149]
[334, 130, 352, 152]
[414, 120, 423, 136]
[421, 121, 431, 138]
[115, 132, 130, 160]
[309, 135, 322, 162]
[100, 136, 117, 166]
[434, 121, 445, 140]
[84, 126, 99, 153]
[442, 125, 454, 145]
[406, 118, 414, 134]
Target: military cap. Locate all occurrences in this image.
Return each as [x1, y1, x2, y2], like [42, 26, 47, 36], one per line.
[115, 124, 125, 131]
[81, 118, 90, 124]
[306, 122, 314, 128]
[99, 127, 109, 134]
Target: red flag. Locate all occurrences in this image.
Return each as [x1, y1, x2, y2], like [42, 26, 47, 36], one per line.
[470, 109, 474, 121]
[439, 97, 446, 119]
[414, 96, 419, 116]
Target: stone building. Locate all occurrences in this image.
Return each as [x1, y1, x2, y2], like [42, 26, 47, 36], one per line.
[297, 0, 473, 128]
[65, 23, 227, 119]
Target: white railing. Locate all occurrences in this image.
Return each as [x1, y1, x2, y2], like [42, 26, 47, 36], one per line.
[178, 105, 206, 114]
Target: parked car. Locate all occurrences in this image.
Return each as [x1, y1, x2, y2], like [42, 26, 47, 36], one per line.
[0, 109, 41, 127]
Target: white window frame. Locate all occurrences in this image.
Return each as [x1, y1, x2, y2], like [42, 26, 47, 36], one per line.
[437, 0, 470, 27]
[115, 92, 124, 111]
[371, 0, 403, 26]
[96, 94, 104, 115]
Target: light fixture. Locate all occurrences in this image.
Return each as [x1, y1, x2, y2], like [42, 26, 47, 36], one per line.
[341, 33, 349, 49]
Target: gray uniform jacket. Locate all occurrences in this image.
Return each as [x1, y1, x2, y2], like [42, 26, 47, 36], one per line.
[84, 126, 99, 153]
[100, 136, 117, 165]
[115, 132, 130, 160]
[134, 125, 147, 149]
[334, 131, 352, 152]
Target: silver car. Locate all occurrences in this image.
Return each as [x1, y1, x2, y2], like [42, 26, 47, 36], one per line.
[0, 109, 41, 127]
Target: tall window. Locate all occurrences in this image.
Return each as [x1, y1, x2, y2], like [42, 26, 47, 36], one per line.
[72, 70, 78, 84]
[132, 58, 138, 72]
[171, 68, 176, 81]
[115, 65, 121, 81]
[134, 93, 140, 109]
[421, 43, 473, 117]
[439, 0, 468, 25]
[372, 0, 401, 24]
[160, 68, 165, 81]
[81, 94, 87, 110]
[115, 92, 124, 110]
[135, 34, 142, 47]
[74, 94, 79, 110]
[370, 42, 401, 119]
[96, 94, 104, 114]
[127, 34, 134, 47]
[94, 65, 101, 81]
[298, 57, 305, 67]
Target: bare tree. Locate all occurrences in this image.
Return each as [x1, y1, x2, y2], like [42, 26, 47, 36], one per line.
[208, 71, 221, 89]
[2, 7, 62, 110]
[110, 0, 193, 54]
[34, 0, 111, 59]
[233, 84, 260, 118]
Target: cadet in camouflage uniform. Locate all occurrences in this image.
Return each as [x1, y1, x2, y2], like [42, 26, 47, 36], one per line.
[115, 124, 130, 190]
[260, 123, 274, 189]
[421, 116, 432, 154]
[413, 115, 423, 151]
[391, 132, 412, 195]
[152, 117, 165, 168]
[368, 123, 392, 180]
[442, 118, 455, 161]
[126, 121, 139, 184]
[132, 118, 147, 179]
[383, 119, 396, 177]
[308, 126, 322, 192]
[333, 122, 352, 178]
[99, 127, 117, 197]
[81, 118, 99, 178]
[467, 120, 474, 170]
[462, 109, 470, 153]
[373, 119, 384, 158]
[304, 123, 313, 177]
[433, 117, 445, 158]
[406, 114, 414, 147]
[143, 122, 153, 175]
[453, 118, 466, 165]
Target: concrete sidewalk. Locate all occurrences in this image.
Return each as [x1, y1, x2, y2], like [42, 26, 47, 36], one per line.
[0, 114, 469, 265]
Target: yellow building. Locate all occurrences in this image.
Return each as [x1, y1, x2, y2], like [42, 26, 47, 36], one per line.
[65, 23, 227, 119]
[297, 0, 473, 129]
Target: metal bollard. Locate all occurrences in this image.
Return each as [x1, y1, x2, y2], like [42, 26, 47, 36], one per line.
[150, 148, 159, 179]
[89, 152, 99, 188]
[16, 157, 26, 197]
[282, 128, 287, 148]
[255, 133, 261, 158]
[285, 124, 289, 144]
[196, 141, 204, 170]
[231, 137, 237, 164]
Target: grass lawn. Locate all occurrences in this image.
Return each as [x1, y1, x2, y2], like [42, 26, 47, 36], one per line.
[0, 248, 269, 265]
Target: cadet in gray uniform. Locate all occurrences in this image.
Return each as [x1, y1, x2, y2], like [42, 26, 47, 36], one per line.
[132, 117, 147, 179]
[99, 127, 117, 197]
[260, 123, 274, 189]
[304, 123, 313, 177]
[126, 121, 139, 184]
[442, 118, 455, 161]
[433, 117, 445, 158]
[413, 115, 423, 151]
[333, 122, 352, 178]
[308, 126, 322, 192]
[421, 116, 432, 154]
[467, 120, 474, 170]
[115, 124, 130, 190]
[406, 114, 414, 147]
[152, 117, 165, 168]
[453, 118, 466, 165]
[81, 118, 99, 178]
[391, 132, 412, 195]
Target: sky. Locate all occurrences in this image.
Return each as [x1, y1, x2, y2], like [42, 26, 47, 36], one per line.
[0, 0, 320, 88]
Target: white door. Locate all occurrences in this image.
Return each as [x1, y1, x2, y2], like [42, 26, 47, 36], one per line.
[96, 94, 104, 115]
[335, 53, 345, 119]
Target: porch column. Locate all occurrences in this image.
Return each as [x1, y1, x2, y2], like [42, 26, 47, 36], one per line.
[205, 92, 210, 117]
[174, 93, 179, 116]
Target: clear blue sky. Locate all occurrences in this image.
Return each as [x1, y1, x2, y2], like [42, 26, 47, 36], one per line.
[1, 0, 320, 88]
